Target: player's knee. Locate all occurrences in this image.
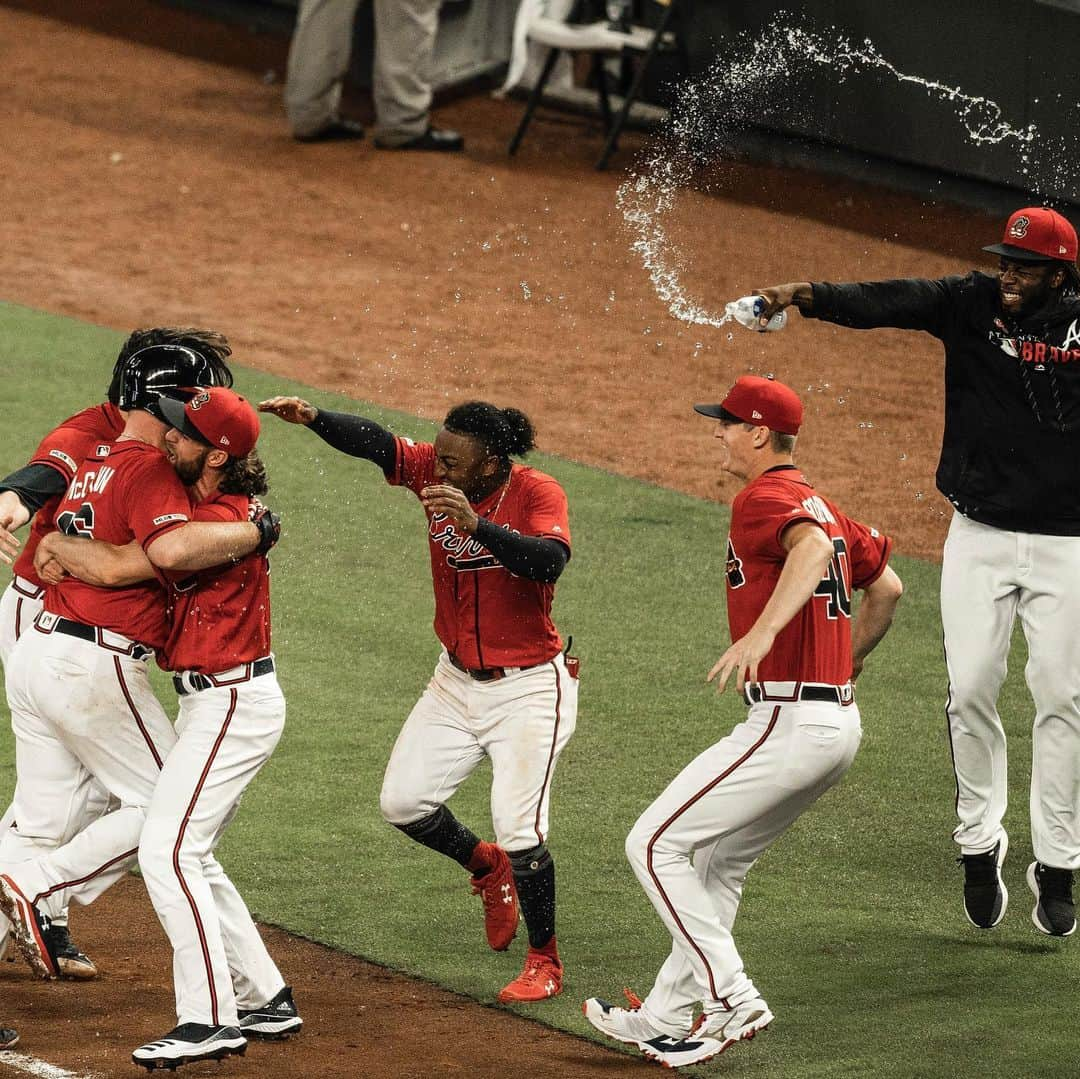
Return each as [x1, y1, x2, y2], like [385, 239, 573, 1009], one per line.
[378, 782, 427, 826]
[624, 824, 650, 874]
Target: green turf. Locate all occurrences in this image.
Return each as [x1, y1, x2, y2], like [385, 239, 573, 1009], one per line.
[0, 301, 1070, 1077]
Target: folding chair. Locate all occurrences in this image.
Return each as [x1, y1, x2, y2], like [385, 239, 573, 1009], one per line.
[506, 0, 682, 170]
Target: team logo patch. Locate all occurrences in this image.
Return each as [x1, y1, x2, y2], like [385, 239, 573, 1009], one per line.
[152, 513, 188, 526]
[189, 390, 211, 410]
[1009, 215, 1030, 239]
[48, 449, 77, 471]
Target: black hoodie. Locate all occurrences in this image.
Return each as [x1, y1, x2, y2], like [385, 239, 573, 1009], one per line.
[809, 271, 1080, 535]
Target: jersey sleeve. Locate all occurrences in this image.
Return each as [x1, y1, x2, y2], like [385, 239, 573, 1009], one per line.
[27, 414, 103, 484]
[843, 514, 893, 589]
[737, 487, 822, 560]
[521, 477, 571, 551]
[385, 437, 436, 496]
[120, 455, 193, 550]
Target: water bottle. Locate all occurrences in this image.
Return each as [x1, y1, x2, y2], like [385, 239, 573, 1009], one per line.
[725, 295, 788, 333]
[606, 0, 631, 32]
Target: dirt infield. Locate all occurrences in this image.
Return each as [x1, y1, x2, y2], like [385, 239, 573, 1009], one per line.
[0, 0, 998, 1073]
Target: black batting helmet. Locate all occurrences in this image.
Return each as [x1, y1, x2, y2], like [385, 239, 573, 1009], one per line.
[116, 343, 227, 412]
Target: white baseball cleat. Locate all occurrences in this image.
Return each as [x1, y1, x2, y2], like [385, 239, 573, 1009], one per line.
[640, 996, 774, 1069]
[583, 990, 673, 1046]
[132, 1023, 246, 1071]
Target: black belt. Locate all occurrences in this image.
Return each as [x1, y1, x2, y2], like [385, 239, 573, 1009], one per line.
[38, 614, 153, 661]
[173, 657, 276, 696]
[447, 653, 543, 683]
[744, 683, 853, 706]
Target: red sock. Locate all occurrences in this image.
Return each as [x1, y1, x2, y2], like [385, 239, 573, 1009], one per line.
[466, 840, 495, 875]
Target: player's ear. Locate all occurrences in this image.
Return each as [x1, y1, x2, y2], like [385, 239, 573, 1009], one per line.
[208, 449, 230, 470]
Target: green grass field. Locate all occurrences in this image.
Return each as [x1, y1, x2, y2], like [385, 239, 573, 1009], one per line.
[1, 302, 1074, 1078]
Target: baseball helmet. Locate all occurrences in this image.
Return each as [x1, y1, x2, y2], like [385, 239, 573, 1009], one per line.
[116, 343, 226, 412]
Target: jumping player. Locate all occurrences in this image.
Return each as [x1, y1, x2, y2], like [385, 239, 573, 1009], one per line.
[0, 328, 234, 978]
[37, 388, 299, 1070]
[258, 395, 578, 1003]
[757, 206, 1080, 936]
[584, 376, 902, 1068]
[0, 360, 276, 993]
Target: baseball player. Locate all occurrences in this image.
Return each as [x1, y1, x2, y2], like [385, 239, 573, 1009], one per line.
[0, 328, 234, 978]
[37, 388, 299, 1070]
[584, 376, 902, 1069]
[0, 364, 276, 1000]
[258, 395, 578, 1002]
[757, 206, 1080, 937]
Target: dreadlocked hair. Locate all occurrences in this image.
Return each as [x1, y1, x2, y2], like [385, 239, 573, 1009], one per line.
[443, 401, 537, 460]
[107, 327, 234, 405]
[1062, 262, 1080, 296]
[218, 449, 269, 498]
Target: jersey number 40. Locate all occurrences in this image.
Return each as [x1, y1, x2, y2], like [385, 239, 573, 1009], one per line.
[813, 537, 851, 619]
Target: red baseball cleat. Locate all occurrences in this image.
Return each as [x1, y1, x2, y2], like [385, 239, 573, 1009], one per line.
[470, 845, 519, 951]
[497, 950, 563, 1004]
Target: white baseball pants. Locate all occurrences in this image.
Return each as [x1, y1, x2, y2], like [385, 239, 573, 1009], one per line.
[380, 651, 578, 850]
[139, 668, 287, 1027]
[625, 698, 861, 1034]
[2, 622, 174, 918]
[942, 511, 1080, 869]
[0, 581, 115, 925]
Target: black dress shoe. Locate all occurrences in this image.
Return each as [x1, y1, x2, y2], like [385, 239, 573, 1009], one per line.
[375, 126, 464, 152]
[294, 118, 365, 143]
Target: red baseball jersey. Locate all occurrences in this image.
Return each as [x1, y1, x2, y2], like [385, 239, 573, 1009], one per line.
[45, 441, 192, 648]
[158, 492, 271, 674]
[389, 438, 571, 668]
[726, 465, 891, 684]
[14, 403, 126, 586]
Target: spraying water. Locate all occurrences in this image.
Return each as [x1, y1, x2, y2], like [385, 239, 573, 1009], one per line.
[618, 17, 1059, 329]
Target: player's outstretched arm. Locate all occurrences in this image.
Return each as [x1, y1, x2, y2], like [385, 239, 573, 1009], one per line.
[707, 522, 834, 693]
[259, 396, 396, 471]
[36, 533, 153, 588]
[145, 517, 275, 573]
[851, 565, 903, 681]
[753, 283, 814, 326]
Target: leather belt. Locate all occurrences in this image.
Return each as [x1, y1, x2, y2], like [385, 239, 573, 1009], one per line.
[173, 656, 276, 696]
[34, 611, 153, 661]
[447, 652, 543, 683]
[744, 681, 854, 706]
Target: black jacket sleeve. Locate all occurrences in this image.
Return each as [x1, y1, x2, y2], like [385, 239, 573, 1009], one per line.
[306, 409, 397, 473]
[0, 463, 68, 515]
[809, 276, 967, 339]
[473, 520, 570, 583]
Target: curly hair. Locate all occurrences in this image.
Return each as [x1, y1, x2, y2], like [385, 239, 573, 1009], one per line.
[107, 327, 234, 405]
[218, 449, 269, 498]
[443, 401, 537, 460]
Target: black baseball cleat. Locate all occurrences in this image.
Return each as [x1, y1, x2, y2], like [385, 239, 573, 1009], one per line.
[43, 923, 98, 980]
[0, 1027, 18, 1050]
[375, 126, 464, 152]
[238, 985, 303, 1039]
[294, 118, 365, 143]
[131, 1024, 246, 1071]
[960, 836, 1009, 929]
[1027, 862, 1076, 937]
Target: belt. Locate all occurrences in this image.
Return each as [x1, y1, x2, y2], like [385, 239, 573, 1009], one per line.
[447, 652, 544, 683]
[744, 681, 854, 706]
[34, 612, 153, 661]
[173, 656, 276, 696]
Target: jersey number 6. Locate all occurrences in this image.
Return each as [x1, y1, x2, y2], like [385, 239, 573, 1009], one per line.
[56, 503, 96, 538]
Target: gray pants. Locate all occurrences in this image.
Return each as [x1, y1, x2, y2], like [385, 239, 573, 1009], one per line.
[285, 0, 442, 143]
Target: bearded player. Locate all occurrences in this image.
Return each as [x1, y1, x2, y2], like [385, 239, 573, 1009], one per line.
[584, 376, 902, 1068]
[757, 206, 1080, 937]
[37, 388, 299, 1070]
[259, 395, 578, 1003]
[0, 328, 234, 978]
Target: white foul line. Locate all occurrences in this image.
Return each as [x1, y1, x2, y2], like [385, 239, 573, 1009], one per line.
[0, 1053, 98, 1079]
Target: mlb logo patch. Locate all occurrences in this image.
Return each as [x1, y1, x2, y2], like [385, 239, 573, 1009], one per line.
[95, 444, 111, 457]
